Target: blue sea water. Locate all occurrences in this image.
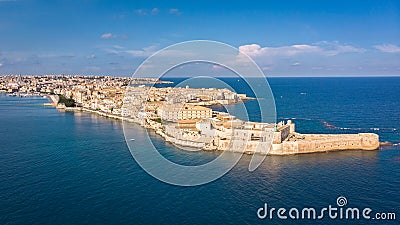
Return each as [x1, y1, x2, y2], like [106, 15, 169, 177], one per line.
[0, 77, 399, 224]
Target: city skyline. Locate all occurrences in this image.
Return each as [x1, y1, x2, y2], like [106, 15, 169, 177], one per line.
[0, 0, 399, 76]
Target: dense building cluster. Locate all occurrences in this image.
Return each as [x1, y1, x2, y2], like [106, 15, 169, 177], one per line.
[1, 75, 160, 114]
[0, 75, 281, 154]
[0, 75, 131, 95]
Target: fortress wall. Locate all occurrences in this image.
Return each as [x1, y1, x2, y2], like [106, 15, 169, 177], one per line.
[211, 132, 379, 155]
[296, 139, 361, 154]
[216, 133, 379, 155]
[289, 123, 295, 133]
[360, 133, 381, 150]
[285, 133, 379, 154]
[267, 133, 379, 155]
[216, 139, 273, 154]
[273, 131, 282, 144]
[270, 143, 283, 154]
[160, 132, 206, 148]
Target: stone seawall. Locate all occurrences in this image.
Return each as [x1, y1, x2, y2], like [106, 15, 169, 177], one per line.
[214, 133, 380, 155]
[156, 130, 206, 148]
[269, 133, 380, 155]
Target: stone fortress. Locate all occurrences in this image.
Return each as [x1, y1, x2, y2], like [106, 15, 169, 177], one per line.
[123, 84, 380, 155]
[268, 121, 379, 155]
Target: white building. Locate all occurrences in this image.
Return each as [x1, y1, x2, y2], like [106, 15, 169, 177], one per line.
[158, 105, 212, 122]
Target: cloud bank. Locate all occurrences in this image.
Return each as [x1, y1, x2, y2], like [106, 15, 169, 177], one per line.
[374, 44, 400, 53]
[239, 42, 365, 57]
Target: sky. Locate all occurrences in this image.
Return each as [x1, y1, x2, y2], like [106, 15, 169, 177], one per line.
[0, 0, 399, 77]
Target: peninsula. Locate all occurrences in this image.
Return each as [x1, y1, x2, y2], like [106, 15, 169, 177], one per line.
[0, 75, 380, 155]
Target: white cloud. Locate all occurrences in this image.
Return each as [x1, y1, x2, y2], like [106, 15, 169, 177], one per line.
[212, 64, 224, 70]
[101, 33, 116, 39]
[134, 9, 147, 15]
[238, 44, 267, 56]
[122, 45, 158, 57]
[113, 45, 124, 49]
[100, 33, 127, 39]
[169, 8, 181, 15]
[291, 62, 301, 66]
[86, 54, 96, 59]
[275, 44, 322, 56]
[316, 41, 365, 55]
[151, 8, 159, 15]
[374, 44, 400, 53]
[103, 45, 157, 57]
[239, 42, 365, 57]
[262, 66, 271, 71]
[239, 44, 321, 57]
[0, 63, 3, 67]
[134, 8, 160, 16]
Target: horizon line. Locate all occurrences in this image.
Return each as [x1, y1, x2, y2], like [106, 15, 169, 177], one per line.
[1, 74, 400, 78]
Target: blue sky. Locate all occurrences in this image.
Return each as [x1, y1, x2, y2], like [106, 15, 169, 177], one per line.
[0, 0, 399, 76]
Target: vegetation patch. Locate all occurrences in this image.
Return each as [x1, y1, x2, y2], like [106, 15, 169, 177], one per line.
[58, 94, 76, 107]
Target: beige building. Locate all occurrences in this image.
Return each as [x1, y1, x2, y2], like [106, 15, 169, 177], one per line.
[159, 105, 212, 122]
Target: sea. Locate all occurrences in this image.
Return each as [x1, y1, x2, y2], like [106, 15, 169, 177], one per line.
[0, 77, 399, 224]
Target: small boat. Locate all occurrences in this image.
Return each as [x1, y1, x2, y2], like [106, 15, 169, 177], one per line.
[130, 139, 135, 141]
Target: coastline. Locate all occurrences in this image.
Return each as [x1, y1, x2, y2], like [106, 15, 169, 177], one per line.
[50, 102, 382, 155]
[0, 80, 387, 155]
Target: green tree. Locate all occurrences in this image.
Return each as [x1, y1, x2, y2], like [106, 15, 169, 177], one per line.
[58, 94, 76, 107]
